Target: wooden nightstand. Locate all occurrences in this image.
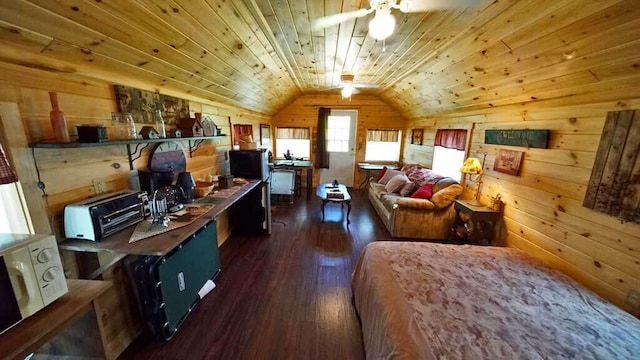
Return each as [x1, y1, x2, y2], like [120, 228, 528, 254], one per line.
[450, 200, 500, 245]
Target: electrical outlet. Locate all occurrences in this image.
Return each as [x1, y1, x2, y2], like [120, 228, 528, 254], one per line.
[92, 177, 107, 195]
[625, 289, 640, 310]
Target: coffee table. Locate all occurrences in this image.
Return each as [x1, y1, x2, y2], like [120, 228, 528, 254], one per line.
[316, 183, 352, 224]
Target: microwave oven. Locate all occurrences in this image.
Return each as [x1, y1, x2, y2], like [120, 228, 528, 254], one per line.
[0, 233, 68, 334]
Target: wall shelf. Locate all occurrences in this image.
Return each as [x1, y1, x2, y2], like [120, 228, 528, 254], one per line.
[29, 135, 226, 170]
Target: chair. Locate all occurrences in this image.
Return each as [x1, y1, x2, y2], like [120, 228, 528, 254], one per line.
[274, 162, 302, 197]
[271, 168, 296, 204]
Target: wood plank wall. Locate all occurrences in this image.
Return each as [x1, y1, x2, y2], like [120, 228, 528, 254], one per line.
[272, 94, 407, 187]
[404, 99, 640, 314]
[0, 61, 271, 275]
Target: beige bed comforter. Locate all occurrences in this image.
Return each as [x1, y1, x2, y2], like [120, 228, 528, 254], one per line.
[352, 242, 640, 359]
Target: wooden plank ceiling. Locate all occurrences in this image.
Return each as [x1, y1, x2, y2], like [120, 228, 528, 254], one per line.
[0, 0, 637, 118]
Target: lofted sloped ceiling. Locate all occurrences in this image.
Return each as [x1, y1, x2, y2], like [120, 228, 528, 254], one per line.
[0, 1, 638, 118]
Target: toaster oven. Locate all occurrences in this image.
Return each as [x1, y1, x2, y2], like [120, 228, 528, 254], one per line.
[64, 190, 148, 241]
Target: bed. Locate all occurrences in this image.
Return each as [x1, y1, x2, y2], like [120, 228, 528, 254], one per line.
[352, 241, 640, 359]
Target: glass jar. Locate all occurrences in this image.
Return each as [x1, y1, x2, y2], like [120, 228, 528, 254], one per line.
[111, 112, 137, 140]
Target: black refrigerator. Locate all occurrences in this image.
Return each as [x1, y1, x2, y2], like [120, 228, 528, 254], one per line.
[228, 149, 272, 234]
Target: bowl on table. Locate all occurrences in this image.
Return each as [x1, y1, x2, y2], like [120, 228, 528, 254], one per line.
[194, 181, 214, 197]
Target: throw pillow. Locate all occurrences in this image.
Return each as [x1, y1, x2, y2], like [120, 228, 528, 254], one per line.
[378, 169, 403, 185]
[411, 183, 436, 199]
[400, 181, 415, 196]
[385, 174, 409, 193]
[375, 166, 388, 182]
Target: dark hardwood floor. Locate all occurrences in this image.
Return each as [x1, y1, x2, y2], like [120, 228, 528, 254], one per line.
[120, 187, 393, 360]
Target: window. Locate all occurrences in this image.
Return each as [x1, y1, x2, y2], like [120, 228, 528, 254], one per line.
[326, 115, 350, 152]
[365, 129, 401, 162]
[275, 127, 310, 158]
[0, 182, 32, 233]
[432, 146, 466, 181]
[0, 143, 32, 233]
[431, 129, 468, 181]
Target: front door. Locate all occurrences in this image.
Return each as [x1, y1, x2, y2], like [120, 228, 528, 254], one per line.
[319, 110, 357, 187]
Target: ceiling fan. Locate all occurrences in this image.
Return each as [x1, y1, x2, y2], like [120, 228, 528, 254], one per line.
[337, 74, 379, 99]
[312, 0, 482, 41]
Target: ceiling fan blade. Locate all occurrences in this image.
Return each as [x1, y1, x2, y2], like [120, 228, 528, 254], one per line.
[399, 0, 483, 13]
[311, 8, 373, 30]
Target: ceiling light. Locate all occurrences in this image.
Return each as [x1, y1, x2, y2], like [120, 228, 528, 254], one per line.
[368, 9, 395, 40]
[562, 49, 576, 60]
[341, 85, 354, 99]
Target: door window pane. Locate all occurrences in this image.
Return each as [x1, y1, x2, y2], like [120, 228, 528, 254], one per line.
[326, 116, 350, 152]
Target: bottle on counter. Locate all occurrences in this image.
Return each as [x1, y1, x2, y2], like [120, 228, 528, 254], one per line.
[154, 109, 166, 138]
[49, 92, 71, 143]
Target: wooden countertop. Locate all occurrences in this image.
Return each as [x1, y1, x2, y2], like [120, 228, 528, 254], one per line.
[59, 180, 261, 256]
[0, 279, 113, 360]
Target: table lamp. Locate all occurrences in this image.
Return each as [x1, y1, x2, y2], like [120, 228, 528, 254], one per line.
[460, 155, 485, 206]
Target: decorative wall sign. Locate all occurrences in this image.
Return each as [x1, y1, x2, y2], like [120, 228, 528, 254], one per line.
[114, 85, 189, 125]
[411, 128, 423, 145]
[114, 85, 157, 123]
[583, 109, 640, 224]
[485, 129, 549, 148]
[493, 149, 524, 175]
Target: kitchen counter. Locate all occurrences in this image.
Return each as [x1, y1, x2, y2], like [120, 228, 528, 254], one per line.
[59, 179, 261, 256]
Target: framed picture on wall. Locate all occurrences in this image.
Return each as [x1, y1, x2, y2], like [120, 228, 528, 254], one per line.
[493, 149, 524, 175]
[411, 129, 423, 145]
[260, 124, 271, 146]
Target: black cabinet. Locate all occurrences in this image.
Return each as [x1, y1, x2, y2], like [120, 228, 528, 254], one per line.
[450, 200, 500, 245]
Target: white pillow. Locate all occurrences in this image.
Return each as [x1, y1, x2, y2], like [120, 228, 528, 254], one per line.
[385, 174, 409, 193]
[400, 181, 415, 196]
[378, 169, 403, 185]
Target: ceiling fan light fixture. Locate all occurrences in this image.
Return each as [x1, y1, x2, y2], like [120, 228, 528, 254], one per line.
[341, 85, 354, 99]
[368, 9, 395, 40]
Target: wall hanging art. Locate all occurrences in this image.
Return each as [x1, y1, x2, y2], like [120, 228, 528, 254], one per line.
[583, 109, 640, 224]
[411, 128, 423, 145]
[114, 85, 189, 125]
[493, 149, 524, 176]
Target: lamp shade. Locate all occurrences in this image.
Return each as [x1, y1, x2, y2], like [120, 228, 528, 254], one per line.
[368, 10, 395, 40]
[460, 157, 483, 174]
